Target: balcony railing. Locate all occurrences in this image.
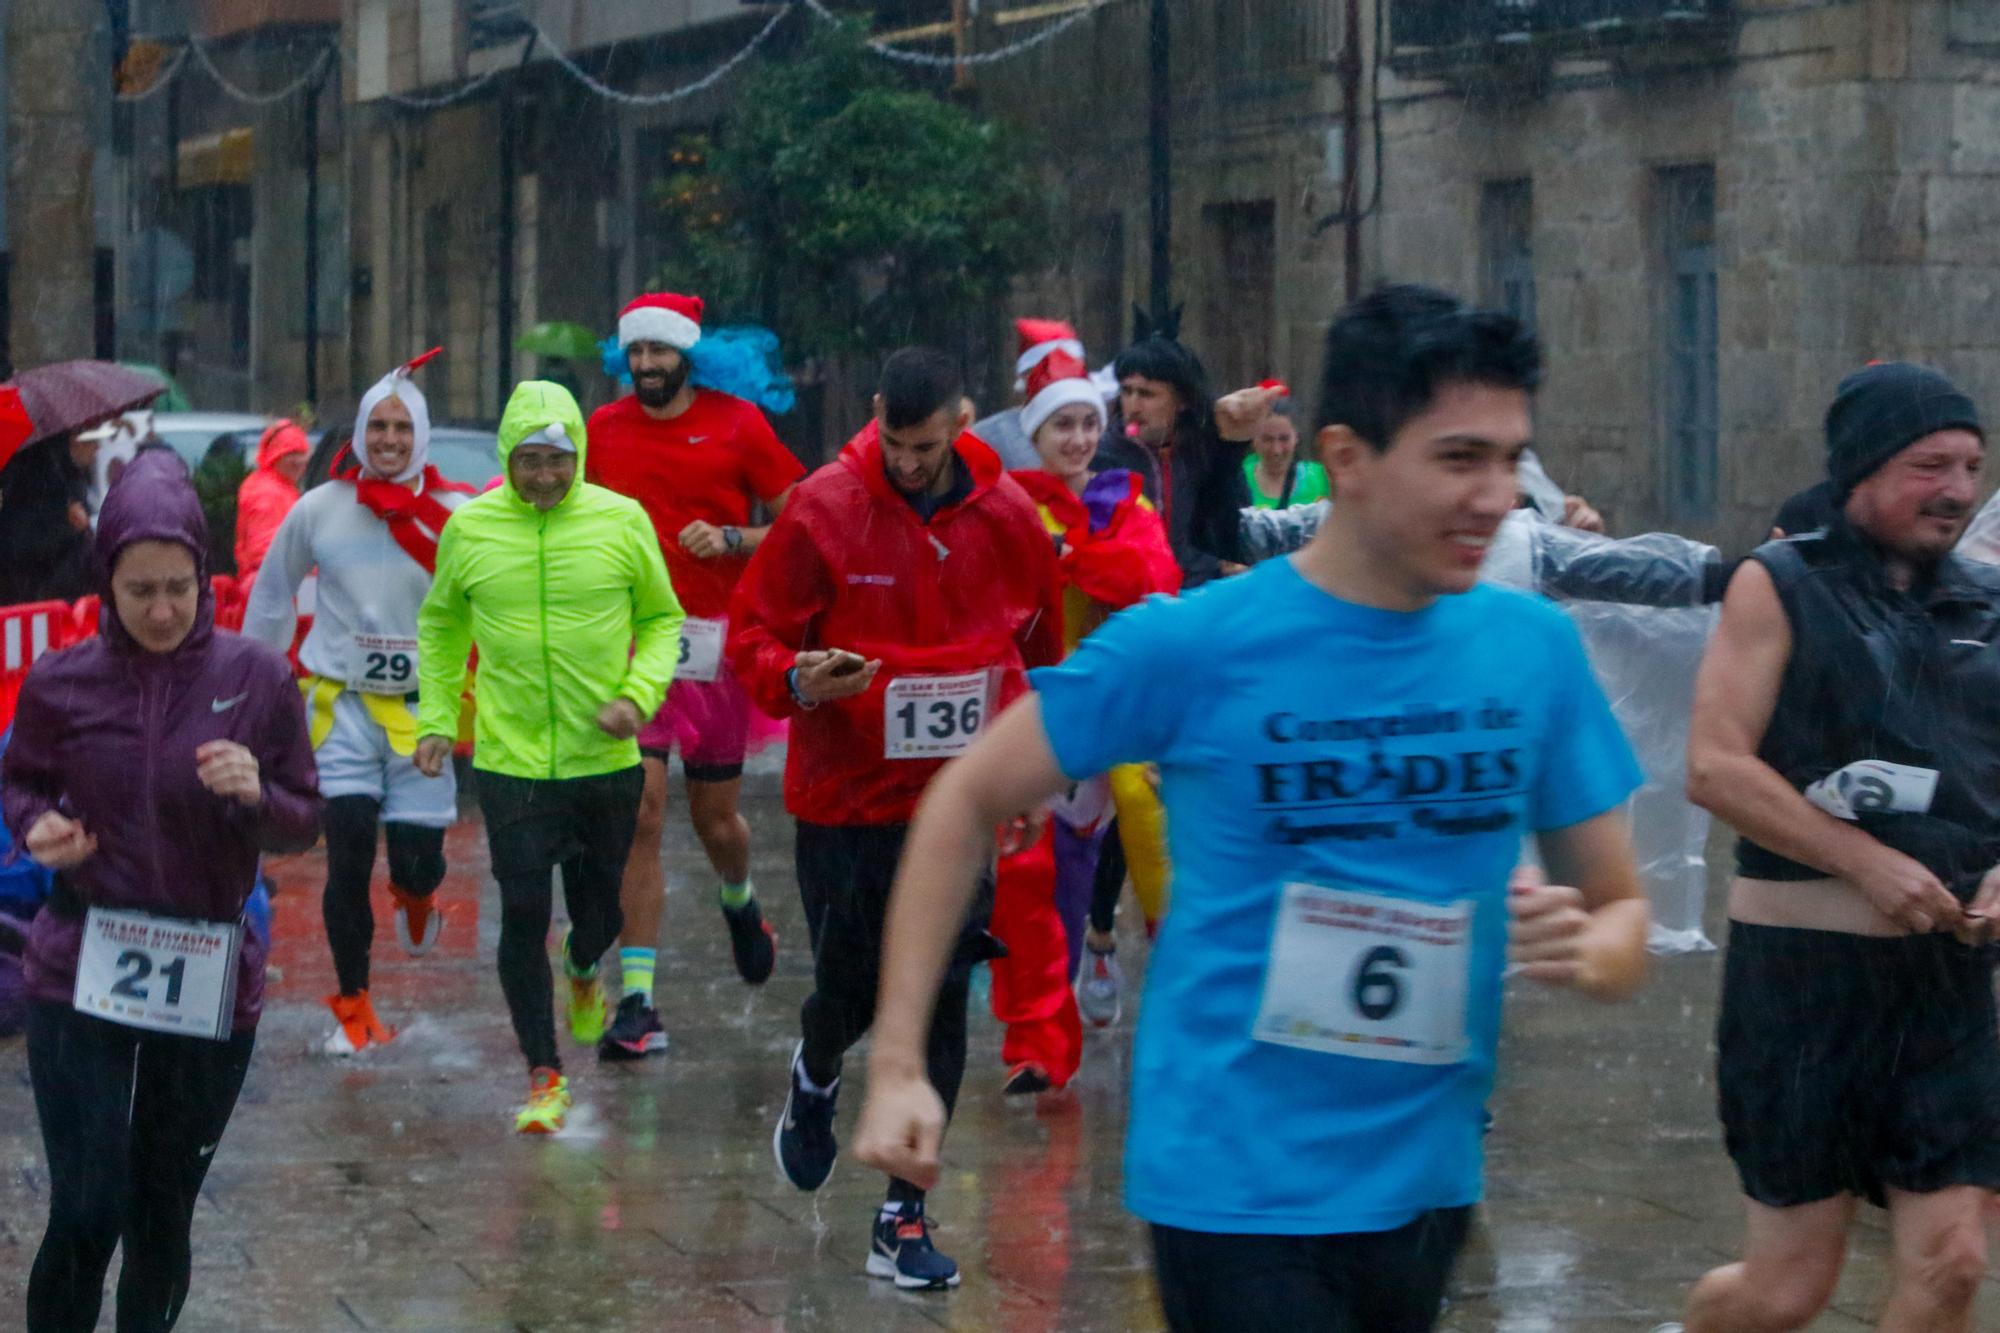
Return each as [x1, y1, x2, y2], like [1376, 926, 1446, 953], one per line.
[1391, 1, 1733, 83]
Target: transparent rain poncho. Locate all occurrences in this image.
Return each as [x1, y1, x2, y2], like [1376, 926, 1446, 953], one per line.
[1958, 487, 2000, 566]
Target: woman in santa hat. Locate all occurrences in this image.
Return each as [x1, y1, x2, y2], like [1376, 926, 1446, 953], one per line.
[986, 339, 1181, 1092]
[243, 351, 475, 1056]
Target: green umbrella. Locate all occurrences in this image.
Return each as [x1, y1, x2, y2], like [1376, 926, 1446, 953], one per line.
[119, 362, 191, 412]
[514, 322, 602, 362]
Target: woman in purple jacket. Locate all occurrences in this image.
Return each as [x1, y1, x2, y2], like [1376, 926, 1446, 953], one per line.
[3, 449, 321, 1333]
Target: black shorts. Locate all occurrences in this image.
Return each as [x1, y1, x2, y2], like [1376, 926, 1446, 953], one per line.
[638, 747, 744, 785]
[1150, 1208, 1471, 1333]
[1718, 922, 2000, 1208]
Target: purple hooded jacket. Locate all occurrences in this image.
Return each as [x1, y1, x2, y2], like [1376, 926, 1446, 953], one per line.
[2, 449, 320, 1031]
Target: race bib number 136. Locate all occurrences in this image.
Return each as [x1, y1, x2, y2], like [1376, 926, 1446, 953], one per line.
[883, 671, 991, 759]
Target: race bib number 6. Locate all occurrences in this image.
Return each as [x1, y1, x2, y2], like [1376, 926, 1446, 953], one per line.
[1251, 883, 1472, 1066]
[351, 632, 418, 695]
[883, 671, 991, 759]
[73, 907, 244, 1040]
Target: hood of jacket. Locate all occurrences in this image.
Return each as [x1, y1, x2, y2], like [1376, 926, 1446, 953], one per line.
[837, 419, 1003, 513]
[93, 448, 215, 658]
[496, 380, 590, 512]
[255, 419, 310, 473]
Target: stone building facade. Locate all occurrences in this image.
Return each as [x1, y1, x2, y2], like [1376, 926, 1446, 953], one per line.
[344, 1, 771, 426]
[969, 0, 1350, 419]
[45, 0, 2000, 535]
[1373, 0, 2000, 549]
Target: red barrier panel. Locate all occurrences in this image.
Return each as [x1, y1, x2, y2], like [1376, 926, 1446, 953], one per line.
[0, 601, 77, 733]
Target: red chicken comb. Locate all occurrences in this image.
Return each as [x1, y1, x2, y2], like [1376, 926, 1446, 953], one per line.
[400, 347, 444, 377]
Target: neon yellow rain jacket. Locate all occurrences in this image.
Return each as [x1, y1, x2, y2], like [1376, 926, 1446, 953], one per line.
[417, 381, 682, 779]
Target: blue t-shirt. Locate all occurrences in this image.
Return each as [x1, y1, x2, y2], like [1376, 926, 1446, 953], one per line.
[1031, 557, 1642, 1235]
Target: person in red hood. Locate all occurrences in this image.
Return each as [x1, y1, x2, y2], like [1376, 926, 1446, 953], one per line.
[232, 418, 309, 588]
[731, 347, 1061, 1293]
[2, 448, 321, 1333]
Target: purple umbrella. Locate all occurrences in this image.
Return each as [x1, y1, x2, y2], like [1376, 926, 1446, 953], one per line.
[8, 360, 166, 449]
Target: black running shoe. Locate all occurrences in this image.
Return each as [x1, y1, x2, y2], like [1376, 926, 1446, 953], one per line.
[865, 1208, 960, 1290]
[1002, 1062, 1053, 1096]
[599, 993, 668, 1061]
[723, 897, 777, 985]
[774, 1041, 838, 1191]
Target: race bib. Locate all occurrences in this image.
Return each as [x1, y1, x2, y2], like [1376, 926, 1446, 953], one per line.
[73, 907, 243, 1040]
[677, 617, 726, 685]
[883, 671, 990, 759]
[1803, 759, 1939, 822]
[351, 633, 418, 695]
[1250, 883, 1472, 1065]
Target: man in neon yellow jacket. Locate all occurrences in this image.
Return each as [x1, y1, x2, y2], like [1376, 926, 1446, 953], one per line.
[414, 380, 683, 1133]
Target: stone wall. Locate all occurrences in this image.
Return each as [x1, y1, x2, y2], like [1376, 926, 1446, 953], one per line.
[8, 0, 98, 370]
[971, 0, 1348, 413]
[1376, 0, 2000, 550]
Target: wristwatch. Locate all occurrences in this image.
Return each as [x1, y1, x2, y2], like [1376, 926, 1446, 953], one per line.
[723, 525, 744, 553]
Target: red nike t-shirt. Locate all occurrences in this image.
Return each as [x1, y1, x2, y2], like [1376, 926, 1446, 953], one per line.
[586, 390, 806, 618]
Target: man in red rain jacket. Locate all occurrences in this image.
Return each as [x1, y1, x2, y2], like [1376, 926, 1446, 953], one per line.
[731, 347, 1061, 1293]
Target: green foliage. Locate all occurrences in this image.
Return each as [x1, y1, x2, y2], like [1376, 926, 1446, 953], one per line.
[648, 22, 1039, 360]
[192, 444, 247, 575]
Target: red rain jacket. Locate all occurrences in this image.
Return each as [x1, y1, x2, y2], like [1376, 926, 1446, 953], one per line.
[233, 420, 307, 584]
[1012, 468, 1182, 623]
[729, 422, 1063, 826]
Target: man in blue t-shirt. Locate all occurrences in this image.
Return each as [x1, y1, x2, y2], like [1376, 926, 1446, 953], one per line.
[852, 286, 1651, 1330]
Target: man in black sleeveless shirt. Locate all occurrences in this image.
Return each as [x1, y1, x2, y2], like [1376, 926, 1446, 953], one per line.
[1676, 362, 2000, 1332]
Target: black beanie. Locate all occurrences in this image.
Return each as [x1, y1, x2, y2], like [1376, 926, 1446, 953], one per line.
[1825, 362, 1982, 499]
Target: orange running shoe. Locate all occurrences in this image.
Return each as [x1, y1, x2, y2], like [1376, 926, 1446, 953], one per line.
[323, 990, 396, 1057]
[390, 884, 442, 957]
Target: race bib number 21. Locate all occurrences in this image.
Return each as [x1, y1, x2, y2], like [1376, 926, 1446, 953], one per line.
[73, 907, 243, 1040]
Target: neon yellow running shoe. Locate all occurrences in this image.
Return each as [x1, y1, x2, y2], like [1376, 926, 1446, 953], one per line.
[562, 929, 608, 1045]
[514, 1068, 571, 1134]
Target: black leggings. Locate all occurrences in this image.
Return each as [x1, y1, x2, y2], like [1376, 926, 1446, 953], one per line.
[26, 1002, 256, 1333]
[1088, 816, 1126, 935]
[322, 794, 447, 995]
[1150, 1207, 1472, 1333]
[478, 768, 643, 1072]
[794, 821, 986, 1207]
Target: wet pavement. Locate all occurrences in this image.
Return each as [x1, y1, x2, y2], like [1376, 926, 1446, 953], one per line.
[1, 751, 1996, 1330]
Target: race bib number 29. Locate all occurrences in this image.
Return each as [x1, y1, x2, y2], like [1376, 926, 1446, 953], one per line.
[351, 633, 417, 695]
[1251, 884, 1472, 1066]
[883, 671, 990, 759]
[73, 907, 243, 1040]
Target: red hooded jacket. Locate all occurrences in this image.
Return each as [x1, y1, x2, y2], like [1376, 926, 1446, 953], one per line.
[233, 419, 308, 584]
[729, 422, 1063, 826]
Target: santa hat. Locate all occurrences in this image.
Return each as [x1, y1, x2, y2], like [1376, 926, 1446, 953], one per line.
[618, 292, 704, 352]
[353, 347, 440, 483]
[1020, 349, 1106, 442]
[1014, 318, 1085, 391]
